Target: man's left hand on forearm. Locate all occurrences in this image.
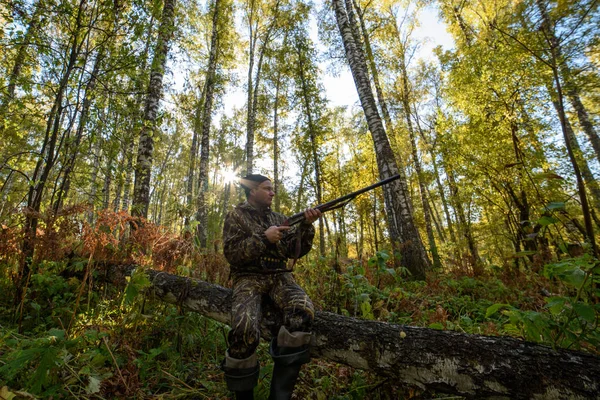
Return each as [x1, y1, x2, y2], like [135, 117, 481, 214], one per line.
[303, 208, 322, 224]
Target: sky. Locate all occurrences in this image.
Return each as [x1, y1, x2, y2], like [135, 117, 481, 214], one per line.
[321, 4, 454, 108]
[218, 3, 455, 116]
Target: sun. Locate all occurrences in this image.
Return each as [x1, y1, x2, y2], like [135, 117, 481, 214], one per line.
[219, 168, 239, 184]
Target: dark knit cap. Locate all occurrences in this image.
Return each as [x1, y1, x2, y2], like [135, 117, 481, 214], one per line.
[240, 174, 270, 197]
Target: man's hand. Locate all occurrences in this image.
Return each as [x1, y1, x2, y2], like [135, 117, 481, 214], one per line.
[303, 208, 322, 225]
[265, 225, 291, 243]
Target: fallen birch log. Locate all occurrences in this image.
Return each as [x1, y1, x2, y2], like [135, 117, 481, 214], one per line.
[140, 268, 600, 399]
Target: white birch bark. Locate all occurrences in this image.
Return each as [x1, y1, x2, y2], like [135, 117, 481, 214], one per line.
[132, 0, 177, 219]
[332, 0, 430, 278]
[195, 0, 222, 249]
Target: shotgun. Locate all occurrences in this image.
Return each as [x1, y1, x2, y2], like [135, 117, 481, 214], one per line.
[282, 174, 400, 226]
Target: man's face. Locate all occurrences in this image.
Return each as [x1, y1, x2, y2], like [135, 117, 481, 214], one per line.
[250, 180, 275, 207]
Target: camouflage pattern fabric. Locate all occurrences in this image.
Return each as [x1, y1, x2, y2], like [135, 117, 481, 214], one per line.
[223, 201, 316, 359]
[223, 202, 315, 275]
[228, 273, 314, 359]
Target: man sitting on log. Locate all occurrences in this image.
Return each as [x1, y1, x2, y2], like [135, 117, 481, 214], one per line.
[221, 174, 321, 400]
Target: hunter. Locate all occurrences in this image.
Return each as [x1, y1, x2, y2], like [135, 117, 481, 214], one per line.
[221, 174, 321, 400]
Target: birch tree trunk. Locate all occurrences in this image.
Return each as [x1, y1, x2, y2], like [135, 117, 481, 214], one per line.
[332, 0, 429, 279]
[445, 162, 483, 273]
[122, 17, 155, 213]
[138, 268, 600, 399]
[399, 66, 440, 269]
[295, 35, 326, 256]
[272, 69, 281, 213]
[244, 0, 280, 174]
[132, 0, 177, 219]
[195, 0, 222, 249]
[535, 0, 598, 257]
[532, 1, 600, 166]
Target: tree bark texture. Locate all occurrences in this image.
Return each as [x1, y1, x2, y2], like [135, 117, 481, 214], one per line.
[195, 0, 222, 248]
[132, 0, 177, 219]
[332, 0, 430, 279]
[295, 35, 326, 256]
[141, 268, 600, 399]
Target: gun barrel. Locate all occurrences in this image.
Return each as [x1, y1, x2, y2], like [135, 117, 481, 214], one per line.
[283, 174, 400, 226]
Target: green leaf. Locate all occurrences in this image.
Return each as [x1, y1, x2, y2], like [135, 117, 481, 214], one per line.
[545, 202, 565, 211]
[537, 216, 559, 226]
[513, 251, 537, 257]
[28, 346, 60, 393]
[573, 303, 596, 323]
[0, 386, 16, 400]
[544, 297, 566, 316]
[47, 329, 65, 342]
[533, 172, 564, 181]
[123, 270, 150, 306]
[358, 293, 370, 302]
[561, 268, 586, 289]
[486, 303, 511, 318]
[428, 323, 444, 330]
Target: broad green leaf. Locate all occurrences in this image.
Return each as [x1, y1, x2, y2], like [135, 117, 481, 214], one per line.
[561, 268, 586, 289]
[545, 202, 565, 211]
[573, 303, 596, 323]
[0, 386, 16, 400]
[537, 216, 559, 226]
[544, 297, 566, 315]
[486, 303, 511, 318]
[428, 323, 444, 330]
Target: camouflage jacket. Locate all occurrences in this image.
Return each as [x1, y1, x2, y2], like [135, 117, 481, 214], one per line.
[223, 202, 315, 275]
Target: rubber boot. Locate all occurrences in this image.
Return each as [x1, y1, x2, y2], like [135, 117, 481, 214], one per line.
[222, 352, 259, 400]
[268, 327, 311, 400]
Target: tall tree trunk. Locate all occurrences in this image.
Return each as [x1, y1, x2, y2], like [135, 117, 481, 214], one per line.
[244, 0, 280, 174]
[536, 0, 598, 257]
[532, 0, 600, 166]
[548, 95, 600, 211]
[272, 67, 282, 213]
[18, 0, 89, 307]
[195, 0, 222, 249]
[567, 87, 600, 165]
[185, 90, 203, 227]
[1, 0, 43, 112]
[132, 0, 177, 219]
[296, 36, 326, 256]
[88, 136, 101, 223]
[445, 161, 483, 273]
[53, 49, 104, 212]
[400, 67, 440, 269]
[332, 0, 430, 279]
[122, 16, 155, 213]
[103, 156, 114, 210]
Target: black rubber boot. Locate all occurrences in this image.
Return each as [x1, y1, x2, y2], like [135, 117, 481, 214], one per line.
[222, 361, 259, 400]
[268, 339, 310, 400]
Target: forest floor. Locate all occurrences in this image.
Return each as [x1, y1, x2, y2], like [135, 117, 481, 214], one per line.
[0, 212, 598, 399]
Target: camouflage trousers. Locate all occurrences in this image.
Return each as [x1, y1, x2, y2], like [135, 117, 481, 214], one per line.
[228, 272, 314, 359]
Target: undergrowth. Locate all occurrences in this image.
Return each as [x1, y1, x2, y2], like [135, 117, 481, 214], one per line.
[0, 208, 598, 399]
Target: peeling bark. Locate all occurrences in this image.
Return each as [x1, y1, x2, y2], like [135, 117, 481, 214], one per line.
[132, 0, 177, 219]
[331, 0, 430, 279]
[141, 268, 600, 399]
